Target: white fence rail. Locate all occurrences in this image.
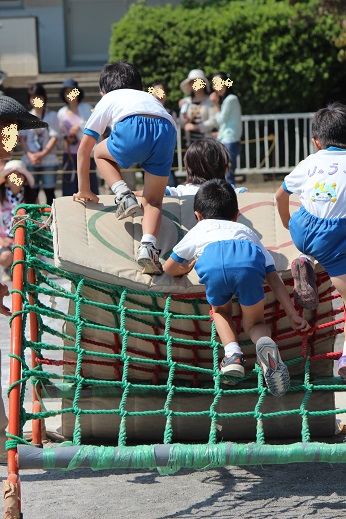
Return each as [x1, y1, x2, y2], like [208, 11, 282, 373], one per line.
[176, 112, 315, 176]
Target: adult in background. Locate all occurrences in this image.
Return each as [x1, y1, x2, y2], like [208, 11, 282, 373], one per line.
[151, 80, 178, 188]
[57, 79, 99, 197]
[0, 95, 48, 462]
[210, 72, 242, 186]
[20, 83, 59, 205]
[179, 69, 216, 147]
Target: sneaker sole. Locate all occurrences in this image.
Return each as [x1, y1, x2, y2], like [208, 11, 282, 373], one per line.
[116, 203, 140, 220]
[291, 258, 319, 310]
[256, 338, 290, 397]
[220, 364, 245, 377]
[138, 257, 163, 275]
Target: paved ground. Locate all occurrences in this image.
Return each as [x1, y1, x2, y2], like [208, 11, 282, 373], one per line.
[0, 179, 346, 519]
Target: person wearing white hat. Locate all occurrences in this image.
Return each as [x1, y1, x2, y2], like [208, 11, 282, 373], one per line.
[179, 69, 216, 146]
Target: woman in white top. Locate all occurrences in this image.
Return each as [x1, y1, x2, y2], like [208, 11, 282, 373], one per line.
[179, 69, 216, 147]
[57, 79, 99, 197]
[210, 72, 242, 186]
[20, 83, 59, 205]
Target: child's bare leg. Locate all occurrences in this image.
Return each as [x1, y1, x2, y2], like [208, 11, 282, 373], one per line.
[212, 300, 238, 345]
[330, 274, 346, 378]
[241, 299, 290, 396]
[141, 172, 168, 237]
[137, 172, 168, 276]
[94, 139, 140, 220]
[240, 299, 271, 344]
[94, 139, 122, 186]
[212, 300, 245, 378]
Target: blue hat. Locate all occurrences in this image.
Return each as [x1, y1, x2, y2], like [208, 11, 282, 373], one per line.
[62, 79, 79, 89]
[60, 79, 84, 103]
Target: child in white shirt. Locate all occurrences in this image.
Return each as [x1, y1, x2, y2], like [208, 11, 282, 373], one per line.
[164, 179, 310, 396]
[276, 102, 346, 378]
[73, 62, 177, 275]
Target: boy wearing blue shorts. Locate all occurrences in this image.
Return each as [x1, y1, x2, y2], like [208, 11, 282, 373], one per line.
[73, 61, 177, 275]
[276, 102, 346, 379]
[164, 179, 309, 396]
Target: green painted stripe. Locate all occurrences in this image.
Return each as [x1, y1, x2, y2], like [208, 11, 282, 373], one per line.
[87, 206, 186, 262]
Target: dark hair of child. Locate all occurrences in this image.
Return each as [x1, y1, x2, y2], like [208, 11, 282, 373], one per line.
[151, 80, 167, 91]
[213, 72, 234, 104]
[27, 83, 47, 107]
[311, 102, 346, 150]
[99, 61, 143, 94]
[0, 181, 37, 205]
[194, 178, 238, 220]
[184, 138, 229, 185]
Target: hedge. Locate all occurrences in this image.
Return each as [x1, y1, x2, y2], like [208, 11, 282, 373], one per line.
[109, 0, 346, 114]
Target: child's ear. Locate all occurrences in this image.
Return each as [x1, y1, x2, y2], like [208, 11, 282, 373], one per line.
[232, 210, 240, 222]
[312, 137, 322, 150]
[100, 91, 106, 97]
[194, 210, 203, 221]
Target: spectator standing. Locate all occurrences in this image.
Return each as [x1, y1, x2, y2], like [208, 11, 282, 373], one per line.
[210, 72, 242, 186]
[20, 83, 59, 205]
[151, 81, 178, 188]
[179, 69, 215, 147]
[57, 79, 99, 197]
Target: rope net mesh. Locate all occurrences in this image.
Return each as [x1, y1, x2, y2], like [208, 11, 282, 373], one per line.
[7, 205, 346, 471]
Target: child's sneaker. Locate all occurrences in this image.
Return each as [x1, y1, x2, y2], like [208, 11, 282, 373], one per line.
[114, 191, 140, 220]
[219, 353, 245, 378]
[337, 355, 346, 379]
[137, 242, 163, 275]
[291, 257, 319, 310]
[256, 337, 290, 397]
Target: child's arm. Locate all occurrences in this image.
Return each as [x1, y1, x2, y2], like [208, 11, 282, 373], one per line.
[73, 134, 99, 202]
[275, 185, 291, 229]
[163, 257, 196, 277]
[266, 270, 310, 332]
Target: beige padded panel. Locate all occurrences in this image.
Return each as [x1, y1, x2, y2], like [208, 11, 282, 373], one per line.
[52, 193, 303, 291]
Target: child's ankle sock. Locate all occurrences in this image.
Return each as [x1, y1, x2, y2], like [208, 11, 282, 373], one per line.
[141, 234, 156, 246]
[111, 181, 129, 200]
[224, 342, 242, 357]
[342, 341, 346, 357]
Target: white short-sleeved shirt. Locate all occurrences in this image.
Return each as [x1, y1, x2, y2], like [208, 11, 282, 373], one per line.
[171, 219, 275, 270]
[283, 147, 346, 219]
[166, 184, 199, 196]
[84, 89, 177, 140]
[165, 183, 249, 196]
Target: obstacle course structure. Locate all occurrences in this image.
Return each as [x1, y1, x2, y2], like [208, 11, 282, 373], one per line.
[3, 200, 346, 518]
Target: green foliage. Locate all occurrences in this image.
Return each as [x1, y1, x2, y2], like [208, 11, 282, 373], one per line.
[109, 0, 346, 114]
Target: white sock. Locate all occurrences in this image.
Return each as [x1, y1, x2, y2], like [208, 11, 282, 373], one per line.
[141, 234, 156, 246]
[224, 342, 242, 357]
[343, 341, 346, 357]
[111, 181, 129, 199]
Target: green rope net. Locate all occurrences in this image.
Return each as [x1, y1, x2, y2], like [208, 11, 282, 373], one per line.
[6, 205, 346, 473]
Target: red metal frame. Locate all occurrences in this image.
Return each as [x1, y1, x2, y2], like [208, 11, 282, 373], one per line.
[5, 207, 51, 515]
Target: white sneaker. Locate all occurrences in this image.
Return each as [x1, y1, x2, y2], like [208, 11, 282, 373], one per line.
[256, 337, 290, 397]
[137, 242, 163, 275]
[114, 191, 140, 220]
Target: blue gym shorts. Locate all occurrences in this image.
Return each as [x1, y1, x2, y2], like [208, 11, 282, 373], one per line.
[195, 240, 272, 307]
[289, 206, 346, 277]
[106, 115, 177, 176]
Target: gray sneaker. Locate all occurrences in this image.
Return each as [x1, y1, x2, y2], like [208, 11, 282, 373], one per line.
[137, 242, 163, 275]
[114, 191, 140, 220]
[256, 337, 290, 397]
